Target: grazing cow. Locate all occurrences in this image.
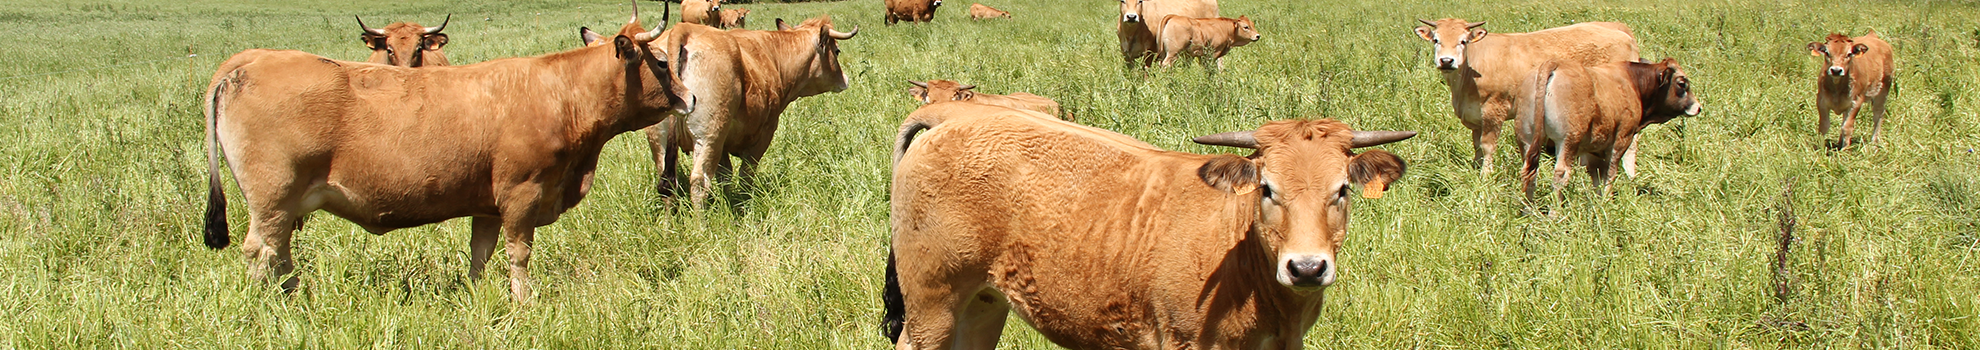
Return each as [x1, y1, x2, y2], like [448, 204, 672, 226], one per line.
[718, 8, 749, 29]
[886, 0, 941, 25]
[906, 80, 1065, 120]
[642, 17, 859, 207]
[1807, 31, 1894, 149]
[356, 15, 451, 67]
[1517, 58, 1702, 200]
[1413, 18, 1638, 175]
[967, 3, 1010, 20]
[1156, 15, 1260, 69]
[200, 7, 693, 301]
[1118, 0, 1218, 68]
[881, 102, 1415, 349]
[682, 0, 721, 26]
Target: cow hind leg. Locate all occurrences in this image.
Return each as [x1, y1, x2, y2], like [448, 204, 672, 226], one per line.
[1868, 96, 1889, 145]
[467, 216, 501, 279]
[952, 289, 1011, 350]
[242, 209, 303, 292]
[687, 140, 727, 209]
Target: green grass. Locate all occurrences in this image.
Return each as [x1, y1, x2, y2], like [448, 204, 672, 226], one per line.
[1, 0, 1977, 348]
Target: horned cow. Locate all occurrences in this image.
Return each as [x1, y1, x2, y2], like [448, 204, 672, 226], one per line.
[1807, 31, 1894, 149]
[881, 102, 1414, 349]
[356, 15, 451, 67]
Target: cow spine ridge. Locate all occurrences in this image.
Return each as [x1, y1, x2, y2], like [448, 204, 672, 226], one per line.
[202, 77, 231, 249]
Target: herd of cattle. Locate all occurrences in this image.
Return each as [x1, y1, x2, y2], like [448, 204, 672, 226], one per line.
[194, 0, 1896, 348]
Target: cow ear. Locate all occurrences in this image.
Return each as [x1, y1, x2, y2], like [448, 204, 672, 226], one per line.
[422, 33, 449, 50]
[776, 18, 792, 31]
[1468, 28, 1488, 41]
[361, 34, 384, 50]
[1197, 155, 1259, 193]
[1658, 66, 1676, 87]
[1414, 26, 1433, 41]
[1347, 150, 1405, 199]
[1852, 43, 1869, 55]
[581, 27, 606, 47]
[613, 35, 637, 59]
[908, 86, 928, 103]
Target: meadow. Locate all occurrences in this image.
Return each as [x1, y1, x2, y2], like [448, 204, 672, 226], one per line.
[0, 0, 1976, 347]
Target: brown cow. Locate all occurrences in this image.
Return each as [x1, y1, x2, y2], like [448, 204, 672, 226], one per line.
[881, 102, 1414, 349]
[1807, 31, 1894, 149]
[906, 80, 1065, 120]
[642, 17, 858, 208]
[201, 7, 692, 302]
[682, 0, 722, 26]
[966, 3, 1010, 20]
[1156, 15, 1260, 69]
[1517, 58, 1702, 199]
[1118, 0, 1217, 68]
[356, 15, 450, 67]
[886, 0, 941, 25]
[718, 8, 749, 29]
[1413, 18, 1638, 175]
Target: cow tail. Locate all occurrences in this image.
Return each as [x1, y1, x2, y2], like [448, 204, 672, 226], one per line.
[892, 111, 944, 166]
[202, 77, 231, 249]
[880, 247, 906, 343]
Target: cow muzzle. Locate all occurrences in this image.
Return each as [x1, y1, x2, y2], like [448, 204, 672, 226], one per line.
[1279, 254, 1335, 289]
[1828, 66, 1846, 76]
[1437, 57, 1458, 70]
[1685, 101, 1702, 116]
[1123, 13, 1140, 23]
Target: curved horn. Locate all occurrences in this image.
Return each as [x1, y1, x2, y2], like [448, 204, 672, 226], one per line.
[1350, 131, 1417, 148]
[1466, 21, 1486, 29]
[632, 2, 671, 41]
[1193, 131, 1258, 149]
[907, 80, 929, 88]
[1416, 18, 1434, 27]
[956, 84, 977, 90]
[628, 0, 639, 24]
[827, 26, 858, 40]
[423, 14, 450, 34]
[356, 16, 385, 35]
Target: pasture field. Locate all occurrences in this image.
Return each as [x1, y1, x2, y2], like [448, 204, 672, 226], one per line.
[1, 0, 1977, 348]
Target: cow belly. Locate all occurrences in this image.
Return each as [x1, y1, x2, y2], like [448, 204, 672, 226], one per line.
[995, 260, 1155, 348]
[313, 178, 494, 232]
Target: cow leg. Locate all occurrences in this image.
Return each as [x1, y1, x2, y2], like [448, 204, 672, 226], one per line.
[1586, 152, 1612, 196]
[1463, 120, 1491, 175]
[687, 139, 726, 209]
[1839, 98, 1864, 149]
[241, 207, 303, 292]
[643, 122, 681, 196]
[1620, 138, 1640, 179]
[897, 287, 963, 350]
[1477, 103, 1511, 174]
[1550, 141, 1575, 198]
[498, 216, 537, 303]
[1520, 134, 1546, 201]
[1868, 95, 1889, 145]
[467, 216, 501, 279]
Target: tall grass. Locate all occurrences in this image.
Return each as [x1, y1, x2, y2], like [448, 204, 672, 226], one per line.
[0, 0, 1974, 348]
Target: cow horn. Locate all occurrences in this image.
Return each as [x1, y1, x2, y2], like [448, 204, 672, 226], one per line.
[1193, 131, 1258, 149]
[1415, 18, 1434, 27]
[632, 2, 670, 41]
[1350, 131, 1417, 148]
[957, 84, 976, 90]
[1465, 21, 1486, 29]
[356, 16, 385, 36]
[907, 80, 929, 88]
[424, 14, 450, 34]
[827, 26, 858, 40]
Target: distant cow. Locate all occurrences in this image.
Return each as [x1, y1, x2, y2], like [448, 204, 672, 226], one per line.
[356, 15, 451, 67]
[682, 0, 721, 26]
[906, 80, 1065, 120]
[1413, 18, 1638, 175]
[1807, 31, 1894, 149]
[643, 17, 859, 207]
[967, 3, 1010, 20]
[1157, 15, 1259, 68]
[201, 7, 692, 301]
[1517, 58, 1702, 199]
[886, 0, 941, 25]
[718, 8, 749, 29]
[882, 102, 1414, 349]
[1118, 0, 1217, 67]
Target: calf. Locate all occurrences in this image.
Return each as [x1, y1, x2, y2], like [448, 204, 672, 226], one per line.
[1517, 58, 1702, 199]
[1413, 18, 1638, 175]
[1156, 15, 1260, 68]
[718, 8, 749, 29]
[1117, 0, 1218, 67]
[967, 3, 1010, 20]
[886, 0, 941, 25]
[356, 15, 451, 67]
[906, 80, 1066, 120]
[1807, 31, 1894, 149]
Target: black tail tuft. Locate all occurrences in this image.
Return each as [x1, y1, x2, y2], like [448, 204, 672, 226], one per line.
[202, 79, 232, 250]
[203, 187, 229, 249]
[881, 248, 906, 343]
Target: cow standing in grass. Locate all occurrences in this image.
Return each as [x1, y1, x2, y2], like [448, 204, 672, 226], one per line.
[1118, 0, 1217, 68]
[1413, 18, 1639, 175]
[886, 0, 941, 25]
[1156, 15, 1260, 69]
[1517, 58, 1702, 200]
[1808, 31, 1894, 149]
[882, 102, 1414, 349]
[718, 8, 749, 29]
[356, 15, 451, 67]
[201, 7, 692, 302]
[682, 0, 722, 26]
[643, 17, 859, 208]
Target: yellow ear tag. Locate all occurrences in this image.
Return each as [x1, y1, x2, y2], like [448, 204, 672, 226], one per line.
[1361, 181, 1387, 199]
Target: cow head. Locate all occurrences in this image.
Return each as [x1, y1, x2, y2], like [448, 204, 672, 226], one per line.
[610, 3, 696, 121]
[1193, 120, 1412, 291]
[1119, 0, 1146, 23]
[906, 80, 977, 104]
[1233, 16, 1262, 46]
[776, 16, 859, 97]
[1413, 18, 1485, 71]
[1637, 58, 1703, 120]
[1808, 33, 1869, 77]
[358, 15, 451, 67]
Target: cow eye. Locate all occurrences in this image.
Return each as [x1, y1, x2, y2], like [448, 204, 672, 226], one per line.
[1336, 185, 1350, 202]
[1260, 184, 1276, 201]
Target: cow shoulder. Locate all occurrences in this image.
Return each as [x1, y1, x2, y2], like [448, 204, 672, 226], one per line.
[1197, 154, 1258, 193]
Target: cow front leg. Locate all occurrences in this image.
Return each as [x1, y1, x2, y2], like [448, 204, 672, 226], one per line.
[1586, 152, 1614, 196]
[644, 121, 682, 196]
[954, 289, 1012, 350]
[1838, 99, 1865, 149]
[467, 216, 501, 279]
[687, 139, 726, 209]
[1462, 120, 1491, 175]
[500, 216, 537, 303]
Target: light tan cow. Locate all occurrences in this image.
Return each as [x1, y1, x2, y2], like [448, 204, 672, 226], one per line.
[1156, 15, 1259, 68]
[356, 15, 450, 67]
[718, 8, 749, 29]
[1517, 58, 1702, 199]
[886, 0, 941, 25]
[1807, 31, 1894, 149]
[966, 3, 1010, 20]
[682, 0, 721, 26]
[200, 7, 692, 302]
[642, 16, 858, 208]
[881, 102, 1414, 349]
[906, 80, 1066, 120]
[1413, 18, 1638, 175]
[1118, 0, 1217, 67]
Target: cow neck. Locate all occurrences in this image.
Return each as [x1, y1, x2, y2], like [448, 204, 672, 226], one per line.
[753, 29, 825, 98]
[536, 43, 652, 144]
